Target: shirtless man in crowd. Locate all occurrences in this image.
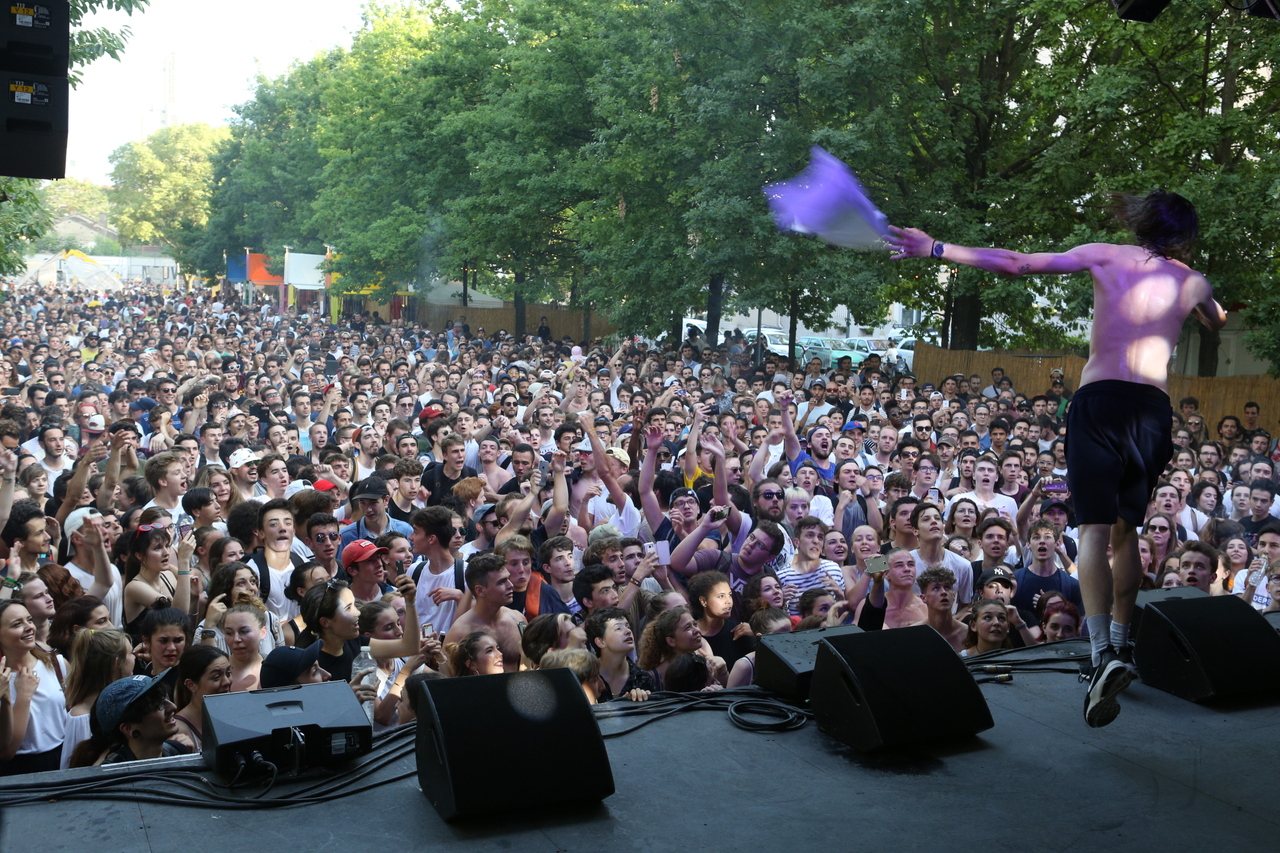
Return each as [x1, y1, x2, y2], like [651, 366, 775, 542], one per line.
[444, 552, 526, 672]
[889, 189, 1227, 726]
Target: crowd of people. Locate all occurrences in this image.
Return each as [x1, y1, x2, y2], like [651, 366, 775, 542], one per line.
[0, 279, 1276, 775]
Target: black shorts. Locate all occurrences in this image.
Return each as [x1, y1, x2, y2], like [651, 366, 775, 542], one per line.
[1065, 380, 1172, 526]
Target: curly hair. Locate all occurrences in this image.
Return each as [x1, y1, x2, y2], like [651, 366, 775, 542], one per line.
[637, 606, 690, 670]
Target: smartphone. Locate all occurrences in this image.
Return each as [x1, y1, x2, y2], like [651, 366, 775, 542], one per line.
[395, 559, 407, 577]
[643, 542, 656, 557]
[178, 521, 193, 540]
[421, 623, 434, 640]
[709, 506, 728, 522]
[1044, 480, 1068, 493]
[654, 540, 671, 565]
[865, 555, 888, 577]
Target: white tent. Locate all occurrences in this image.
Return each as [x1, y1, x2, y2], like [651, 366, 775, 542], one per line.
[20, 251, 124, 290]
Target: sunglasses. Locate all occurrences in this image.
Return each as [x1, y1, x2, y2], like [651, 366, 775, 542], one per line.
[311, 532, 341, 542]
[759, 490, 785, 500]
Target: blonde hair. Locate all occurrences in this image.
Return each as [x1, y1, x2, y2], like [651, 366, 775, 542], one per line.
[64, 628, 132, 708]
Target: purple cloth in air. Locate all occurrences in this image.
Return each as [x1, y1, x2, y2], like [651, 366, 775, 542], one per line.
[763, 147, 889, 249]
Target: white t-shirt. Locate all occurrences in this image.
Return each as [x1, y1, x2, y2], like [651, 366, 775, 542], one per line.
[910, 547, 974, 608]
[411, 556, 461, 634]
[7, 658, 68, 755]
[809, 494, 835, 526]
[588, 494, 643, 539]
[1234, 569, 1272, 610]
[64, 558, 124, 628]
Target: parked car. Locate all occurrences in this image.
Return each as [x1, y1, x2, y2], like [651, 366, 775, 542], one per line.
[797, 336, 836, 369]
[824, 338, 865, 367]
[841, 338, 892, 362]
[746, 331, 832, 368]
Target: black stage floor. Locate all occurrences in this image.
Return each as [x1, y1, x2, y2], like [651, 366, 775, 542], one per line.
[4, 639, 1278, 852]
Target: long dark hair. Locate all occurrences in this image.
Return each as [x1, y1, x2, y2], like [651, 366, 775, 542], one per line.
[48, 595, 106, 657]
[122, 525, 174, 584]
[174, 645, 230, 709]
[1112, 189, 1198, 263]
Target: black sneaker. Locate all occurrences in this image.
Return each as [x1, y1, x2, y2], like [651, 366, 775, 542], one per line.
[1083, 648, 1133, 728]
[1116, 644, 1138, 678]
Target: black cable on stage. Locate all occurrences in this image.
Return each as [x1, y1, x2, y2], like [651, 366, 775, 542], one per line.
[0, 725, 422, 810]
[594, 689, 811, 738]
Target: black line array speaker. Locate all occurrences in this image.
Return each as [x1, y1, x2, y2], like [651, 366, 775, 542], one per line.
[809, 625, 994, 752]
[754, 623, 863, 699]
[0, 1, 68, 179]
[1133, 593, 1280, 703]
[415, 668, 614, 821]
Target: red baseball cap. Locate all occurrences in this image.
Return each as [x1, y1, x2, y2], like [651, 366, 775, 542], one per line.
[341, 539, 387, 569]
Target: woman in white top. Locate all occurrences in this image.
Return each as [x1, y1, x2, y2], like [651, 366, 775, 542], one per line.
[775, 516, 845, 617]
[60, 627, 135, 769]
[0, 600, 69, 775]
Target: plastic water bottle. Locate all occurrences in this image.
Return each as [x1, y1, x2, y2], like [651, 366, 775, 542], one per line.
[353, 648, 377, 722]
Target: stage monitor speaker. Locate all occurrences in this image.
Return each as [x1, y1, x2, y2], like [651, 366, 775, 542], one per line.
[415, 669, 614, 821]
[202, 681, 371, 776]
[1111, 0, 1172, 21]
[809, 625, 994, 752]
[754, 623, 863, 699]
[1133, 594, 1280, 703]
[1131, 586, 1207, 634]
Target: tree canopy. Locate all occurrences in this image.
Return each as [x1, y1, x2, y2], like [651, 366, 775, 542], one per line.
[185, 0, 1280, 370]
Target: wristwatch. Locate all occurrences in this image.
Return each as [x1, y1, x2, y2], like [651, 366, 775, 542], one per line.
[931, 241, 946, 260]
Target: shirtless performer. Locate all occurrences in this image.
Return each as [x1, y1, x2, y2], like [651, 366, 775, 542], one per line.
[915, 566, 967, 652]
[444, 552, 526, 672]
[888, 190, 1227, 727]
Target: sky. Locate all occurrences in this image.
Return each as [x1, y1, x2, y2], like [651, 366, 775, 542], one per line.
[66, 0, 369, 184]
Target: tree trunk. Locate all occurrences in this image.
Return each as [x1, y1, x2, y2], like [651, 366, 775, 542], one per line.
[513, 271, 527, 338]
[583, 302, 592, 342]
[788, 288, 799, 371]
[950, 287, 982, 351]
[461, 263, 469, 307]
[1197, 323, 1220, 377]
[706, 273, 724, 350]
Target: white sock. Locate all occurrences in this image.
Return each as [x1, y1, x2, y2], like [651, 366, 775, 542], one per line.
[1110, 621, 1130, 652]
[1087, 614, 1112, 666]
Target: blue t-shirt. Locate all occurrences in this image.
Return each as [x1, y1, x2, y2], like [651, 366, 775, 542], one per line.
[787, 451, 836, 482]
[1011, 567, 1084, 616]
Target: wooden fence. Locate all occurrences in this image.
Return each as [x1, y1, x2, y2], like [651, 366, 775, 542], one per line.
[914, 343, 1280, 429]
